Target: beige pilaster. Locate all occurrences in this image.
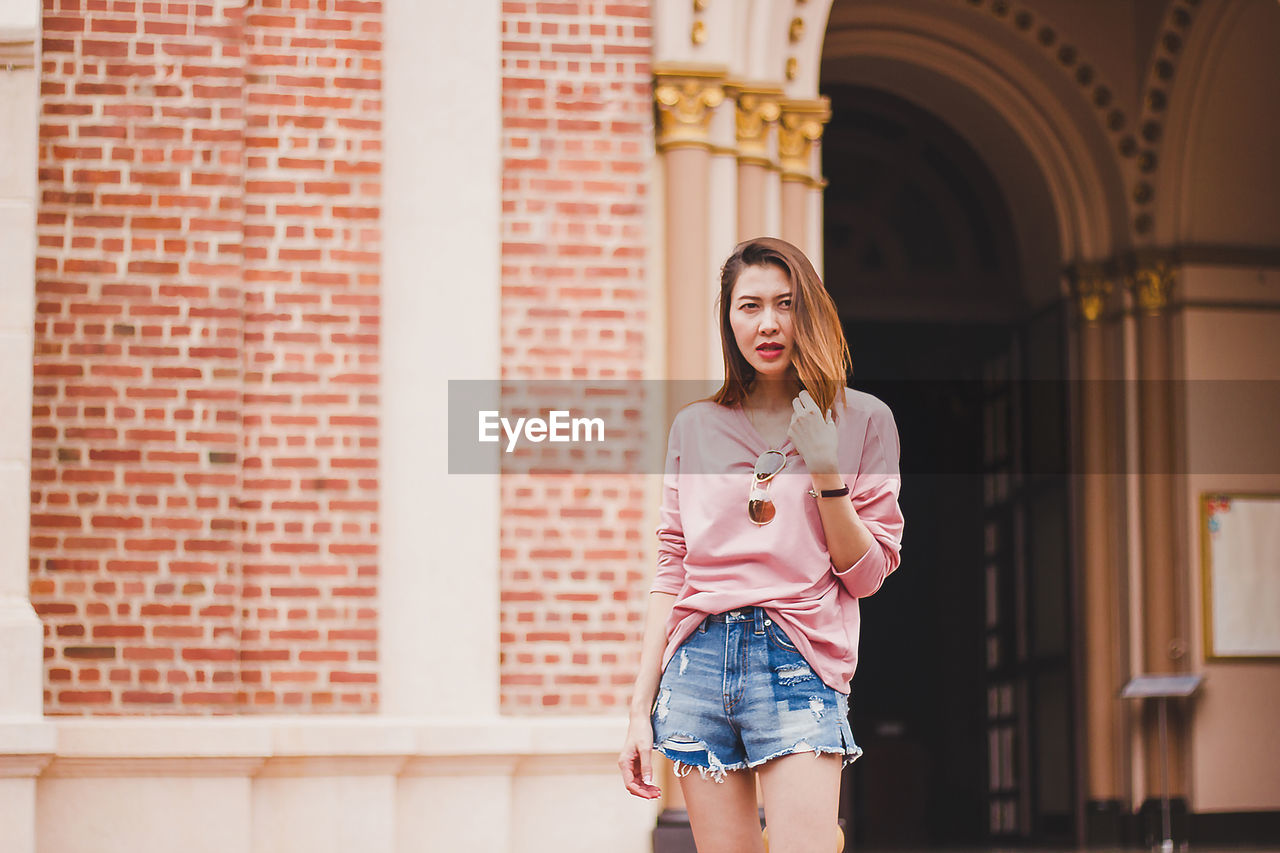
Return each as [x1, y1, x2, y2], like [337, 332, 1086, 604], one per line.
[653, 65, 726, 811]
[725, 84, 781, 241]
[777, 98, 829, 250]
[381, 0, 502, 717]
[1072, 267, 1121, 804]
[0, 8, 53, 853]
[655, 65, 724, 389]
[1129, 261, 1189, 799]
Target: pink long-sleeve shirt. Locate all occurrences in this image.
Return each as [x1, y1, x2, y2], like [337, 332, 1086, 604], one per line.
[650, 388, 905, 694]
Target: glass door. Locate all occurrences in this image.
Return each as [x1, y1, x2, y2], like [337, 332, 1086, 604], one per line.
[981, 309, 1077, 842]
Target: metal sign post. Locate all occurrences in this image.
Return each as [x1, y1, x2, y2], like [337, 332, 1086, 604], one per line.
[1121, 674, 1204, 853]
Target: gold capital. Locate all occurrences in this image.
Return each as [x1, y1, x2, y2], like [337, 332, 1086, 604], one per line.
[725, 84, 782, 165]
[1072, 268, 1112, 324]
[778, 98, 830, 182]
[1129, 262, 1176, 316]
[654, 65, 727, 152]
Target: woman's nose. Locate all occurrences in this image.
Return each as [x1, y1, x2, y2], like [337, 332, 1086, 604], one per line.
[759, 308, 779, 333]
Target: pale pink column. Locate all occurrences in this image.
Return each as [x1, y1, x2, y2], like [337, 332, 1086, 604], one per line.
[1131, 262, 1189, 798]
[777, 99, 829, 250]
[653, 65, 726, 812]
[1073, 269, 1124, 810]
[726, 86, 781, 242]
[655, 66, 724, 385]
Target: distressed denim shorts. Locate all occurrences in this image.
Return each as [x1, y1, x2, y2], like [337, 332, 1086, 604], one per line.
[650, 606, 862, 783]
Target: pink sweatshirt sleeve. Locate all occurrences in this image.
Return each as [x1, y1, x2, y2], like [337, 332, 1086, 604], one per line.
[832, 403, 904, 598]
[651, 411, 687, 595]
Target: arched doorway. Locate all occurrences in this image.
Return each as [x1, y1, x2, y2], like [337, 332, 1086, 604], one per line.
[819, 5, 1105, 841]
[648, 1, 1134, 846]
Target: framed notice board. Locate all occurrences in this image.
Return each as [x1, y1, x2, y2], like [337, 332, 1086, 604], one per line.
[1201, 493, 1280, 660]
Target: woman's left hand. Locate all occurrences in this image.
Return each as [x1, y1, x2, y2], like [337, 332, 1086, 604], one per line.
[788, 389, 839, 475]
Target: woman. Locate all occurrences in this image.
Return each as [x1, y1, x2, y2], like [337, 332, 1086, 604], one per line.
[618, 237, 905, 852]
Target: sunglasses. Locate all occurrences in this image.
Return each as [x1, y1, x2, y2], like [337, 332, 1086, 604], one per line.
[748, 449, 788, 525]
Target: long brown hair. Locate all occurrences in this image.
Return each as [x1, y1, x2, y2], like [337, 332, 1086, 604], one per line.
[710, 237, 851, 414]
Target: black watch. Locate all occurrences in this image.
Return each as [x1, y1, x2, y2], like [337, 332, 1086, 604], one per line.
[807, 484, 851, 498]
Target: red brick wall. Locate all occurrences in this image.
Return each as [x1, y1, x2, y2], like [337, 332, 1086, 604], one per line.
[30, 0, 382, 714]
[499, 1, 653, 712]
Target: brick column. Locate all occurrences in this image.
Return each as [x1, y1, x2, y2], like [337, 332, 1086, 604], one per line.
[497, 2, 655, 714]
[28, 0, 383, 715]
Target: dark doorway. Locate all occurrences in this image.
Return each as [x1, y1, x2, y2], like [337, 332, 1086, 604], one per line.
[823, 86, 1078, 847]
[838, 321, 997, 848]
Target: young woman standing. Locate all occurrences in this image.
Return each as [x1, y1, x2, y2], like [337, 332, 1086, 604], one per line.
[619, 237, 905, 852]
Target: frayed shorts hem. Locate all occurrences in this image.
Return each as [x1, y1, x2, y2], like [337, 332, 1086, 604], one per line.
[657, 739, 863, 784]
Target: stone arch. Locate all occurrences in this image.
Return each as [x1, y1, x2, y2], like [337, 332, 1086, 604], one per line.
[1155, 0, 1280, 247]
[819, 3, 1129, 289]
[653, 0, 1131, 295]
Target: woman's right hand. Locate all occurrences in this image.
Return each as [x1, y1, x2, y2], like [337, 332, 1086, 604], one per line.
[619, 715, 663, 799]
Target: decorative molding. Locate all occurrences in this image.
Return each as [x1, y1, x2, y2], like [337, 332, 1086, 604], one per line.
[777, 98, 830, 182]
[26, 715, 632, 779]
[1129, 0, 1204, 238]
[954, 1, 1149, 236]
[654, 64, 727, 152]
[1062, 245, 1280, 318]
[257, 754, 411, 778]
[1174, 301, 1280, 314]
[691, 0, 708, 46]
[725, 84, 782, 166]
[1071, 266, 1113, 324]
[1129, 261, 1177, 316]
[788, 16, 805, 43]
[0, 752, 54, 778]
[784, 0, 811, 85]
[43, 755, 270, 778]
[399, 753, 520, 777]
[1172, 244, 1280, 269]
[0, 28, 39, 70]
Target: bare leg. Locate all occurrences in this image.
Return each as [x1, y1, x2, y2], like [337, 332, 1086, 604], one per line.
[756, 750, 843, 853]
[680, 766, 766, 853]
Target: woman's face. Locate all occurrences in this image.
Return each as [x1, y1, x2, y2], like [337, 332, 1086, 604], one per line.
[729, 263, 795, 379]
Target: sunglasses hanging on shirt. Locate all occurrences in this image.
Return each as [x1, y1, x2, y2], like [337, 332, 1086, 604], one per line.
[748, 449, 787, 525]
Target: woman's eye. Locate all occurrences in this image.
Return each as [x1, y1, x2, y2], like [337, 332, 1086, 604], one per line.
[779, 299, 791, 308]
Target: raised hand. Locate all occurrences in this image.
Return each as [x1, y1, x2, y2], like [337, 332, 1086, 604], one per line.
[787, 389, 839, 475]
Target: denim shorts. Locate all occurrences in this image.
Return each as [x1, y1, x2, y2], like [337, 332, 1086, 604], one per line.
[650, 606, 862, 783]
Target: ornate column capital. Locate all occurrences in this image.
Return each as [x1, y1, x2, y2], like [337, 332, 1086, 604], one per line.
[724, 83, 783, 166]
[1128, 260, 1177, 316]
[777, 98, 830, 184]
[653, 64, 727, 153]
[1071, 265, 1114, 324]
